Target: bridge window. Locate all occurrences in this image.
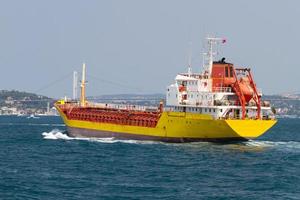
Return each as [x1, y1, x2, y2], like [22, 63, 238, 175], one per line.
[225, 66, 229, 77]
[229, 67, 233, 77]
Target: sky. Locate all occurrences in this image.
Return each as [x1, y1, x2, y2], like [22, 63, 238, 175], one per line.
[0, 0, 299, 98]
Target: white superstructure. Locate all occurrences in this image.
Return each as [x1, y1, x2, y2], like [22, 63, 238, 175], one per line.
[166, 37, 274, 120]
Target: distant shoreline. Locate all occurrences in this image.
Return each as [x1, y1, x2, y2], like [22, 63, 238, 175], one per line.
[1, 90, 300, 118]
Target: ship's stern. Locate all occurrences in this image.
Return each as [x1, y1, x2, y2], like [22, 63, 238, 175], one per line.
[225, 119, 277, 140]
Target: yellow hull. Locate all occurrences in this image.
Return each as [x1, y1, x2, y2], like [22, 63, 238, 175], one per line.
[57, 107, 277, 141]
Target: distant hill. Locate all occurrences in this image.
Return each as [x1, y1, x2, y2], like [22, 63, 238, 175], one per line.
[263, 94, 300, 117]
[0, 90, 54, 115]
[0, 90, 50, 101]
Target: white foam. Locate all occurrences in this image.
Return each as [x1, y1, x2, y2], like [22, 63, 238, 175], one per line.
[41, 129, 159, 144]
[243, 140, 274, 147]
[42, 129, 72, 140]
[41, 130, 300, 151]
[243, 140, 300, 151]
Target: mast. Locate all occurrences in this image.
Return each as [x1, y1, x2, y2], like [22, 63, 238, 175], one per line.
[204, 37, 226, 76]
[187, 42, 192, 77]
[73, 71, 78, 100]
[80, 63, 86, 107]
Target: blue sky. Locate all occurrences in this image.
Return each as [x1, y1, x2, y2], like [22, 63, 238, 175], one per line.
[0, 0, 299, 98]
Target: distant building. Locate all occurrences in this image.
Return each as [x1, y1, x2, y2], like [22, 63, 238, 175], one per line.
[5, 97, 14, 105]
[0, 107, 17, 115]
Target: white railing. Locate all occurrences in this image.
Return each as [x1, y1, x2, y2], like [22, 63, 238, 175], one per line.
[87, 102, 159, 112]
[213, 87, 232, 93]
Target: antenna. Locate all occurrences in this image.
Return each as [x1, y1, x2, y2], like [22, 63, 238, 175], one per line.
[73, 71, 78, 100]
[187, 42, 192, 77]
[203, 36, 226, 76]
[80, 63, 86, 107]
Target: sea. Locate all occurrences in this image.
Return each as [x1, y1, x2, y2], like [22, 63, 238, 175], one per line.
[0, 116, 299, 200]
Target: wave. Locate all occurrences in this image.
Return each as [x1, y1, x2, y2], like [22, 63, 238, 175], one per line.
[42, 129, 300, 151]
[41, 129, 159, 144]
[42, 129, 73, 140]
[242, 140, 300, 151]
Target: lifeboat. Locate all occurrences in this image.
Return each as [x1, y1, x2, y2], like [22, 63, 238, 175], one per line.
[239, 77, 254, 102]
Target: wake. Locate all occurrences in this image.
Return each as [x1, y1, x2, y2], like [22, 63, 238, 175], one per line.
[42, 129, 159, 144]
[42, 129, 300, 151]
[42, 129, 73, 140]
[242, 140, 300, 151]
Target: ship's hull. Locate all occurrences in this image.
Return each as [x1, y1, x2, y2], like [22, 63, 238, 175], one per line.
[66, 126, 252, 142]
[57, 106, 277, 142]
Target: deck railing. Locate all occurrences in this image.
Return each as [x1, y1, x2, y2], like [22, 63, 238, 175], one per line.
[86, 102, 159, 112]
[213, 87, 232, 93]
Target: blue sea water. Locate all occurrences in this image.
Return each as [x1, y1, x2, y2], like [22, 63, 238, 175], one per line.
[0, 116, 299, 200]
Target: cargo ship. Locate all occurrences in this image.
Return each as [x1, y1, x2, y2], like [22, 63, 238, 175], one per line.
[55, 37, 277, 142]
